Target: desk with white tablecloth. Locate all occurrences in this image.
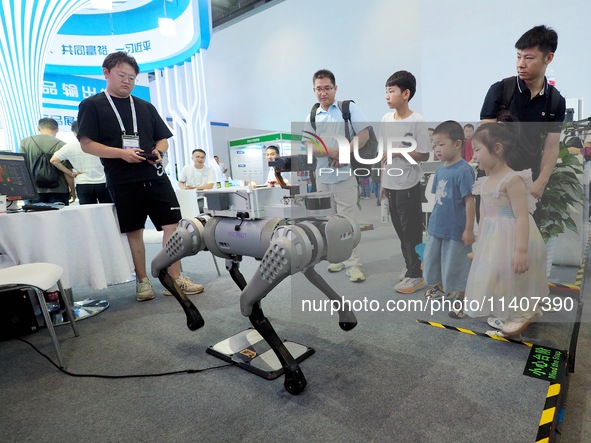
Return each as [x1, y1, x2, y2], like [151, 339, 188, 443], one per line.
[0, 204, 134, 321]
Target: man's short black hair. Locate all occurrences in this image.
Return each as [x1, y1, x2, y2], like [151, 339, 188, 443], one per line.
[103, 51, 140, 74]
[433, 121, 464, 147]
[266, 145, 280, 155]
[385, 70, 416, 101]
[313, 69, 335, 86]
[515, 25, 558, 55]
[192, 149, 206, 156]
[38, 117, 59, 131]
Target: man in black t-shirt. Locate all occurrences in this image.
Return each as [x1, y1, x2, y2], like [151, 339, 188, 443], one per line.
[77, 51, 204, 301]
[480, 25, 566, 200]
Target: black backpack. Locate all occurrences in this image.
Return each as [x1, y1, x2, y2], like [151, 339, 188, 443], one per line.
[30, 139, 62, 188]
[309, 100, 380, 177]
[499, 76, 561, 122]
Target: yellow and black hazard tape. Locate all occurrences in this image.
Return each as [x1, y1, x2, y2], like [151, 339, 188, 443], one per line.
[535, 383, 562, 443]
[547, 281, 580, 293]
[416, 319, 534, 347]
[547, 233, 591, 294]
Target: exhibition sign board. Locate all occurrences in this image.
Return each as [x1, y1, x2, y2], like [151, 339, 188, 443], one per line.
[45, 0, 212, 74]
[41, 72, 150, 130]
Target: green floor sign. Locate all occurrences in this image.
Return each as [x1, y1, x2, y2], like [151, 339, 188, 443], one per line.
[524, 345, 566, 382]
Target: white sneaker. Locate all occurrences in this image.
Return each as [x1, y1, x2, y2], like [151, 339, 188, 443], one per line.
[501, 310, 543, 336]
[487, 317, 506, 330]
[328, 263, 345, 272]
[163, 275, 205, 296]
[345, 266, 365, 282]
[136, 278, 155, 301]
[395, 277, 425, 294]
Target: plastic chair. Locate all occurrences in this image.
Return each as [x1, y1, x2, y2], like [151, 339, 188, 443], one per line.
[0, 263, 79, 368]
[422, 173, 436, 229]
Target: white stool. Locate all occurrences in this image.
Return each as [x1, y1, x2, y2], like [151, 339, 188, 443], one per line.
[0, 263, 79, 368]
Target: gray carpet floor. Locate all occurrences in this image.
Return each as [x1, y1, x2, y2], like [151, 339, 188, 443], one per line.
[1, 197, 590, 443]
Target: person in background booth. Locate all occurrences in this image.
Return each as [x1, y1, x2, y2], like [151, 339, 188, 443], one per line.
[51, 120, 112, 205]
[213, 155, 228, 175]
[265, 145, 281, 184]
[179, 149, 216, 191]
[462, 123, 475, 162]
[19, 117, 71, 205]
[77, 51, 204, 302]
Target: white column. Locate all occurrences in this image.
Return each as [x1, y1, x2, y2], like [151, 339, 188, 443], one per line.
[0, 0, 90, 151]
[153, 51, 218, 183]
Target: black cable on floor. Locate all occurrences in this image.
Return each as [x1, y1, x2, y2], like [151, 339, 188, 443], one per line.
[17, 337, 233, 379]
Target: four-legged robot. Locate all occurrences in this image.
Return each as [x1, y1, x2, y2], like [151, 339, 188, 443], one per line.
[150, 201, 360, 394]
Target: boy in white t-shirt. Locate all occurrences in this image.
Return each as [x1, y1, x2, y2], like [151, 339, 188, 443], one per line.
[179, 149, 216, 190]
[380, 71, 431, 294]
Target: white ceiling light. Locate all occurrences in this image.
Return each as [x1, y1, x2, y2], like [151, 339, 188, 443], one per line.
[158, 0, 176, 36]
[158, 17, 176, 36]
[91, 0, 113, 10]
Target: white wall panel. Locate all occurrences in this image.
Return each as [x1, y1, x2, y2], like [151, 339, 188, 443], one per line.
[205, 0, 591, 131]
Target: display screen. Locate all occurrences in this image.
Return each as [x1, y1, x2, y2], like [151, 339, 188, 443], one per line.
[0, 151, 39, 201]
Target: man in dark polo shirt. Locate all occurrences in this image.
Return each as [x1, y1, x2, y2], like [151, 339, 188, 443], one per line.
[480, 25, 566, 200]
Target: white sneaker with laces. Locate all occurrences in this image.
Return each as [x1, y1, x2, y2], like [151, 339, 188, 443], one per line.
[163, 275, 204, 296]
[136, 277, 155, 301]
[327, 263, 345, 273]
[345, 266, 365, 282]
[394, 277, 425, 294]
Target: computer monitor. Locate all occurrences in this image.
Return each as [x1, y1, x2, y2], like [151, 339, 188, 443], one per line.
[0, 151, 38, 202]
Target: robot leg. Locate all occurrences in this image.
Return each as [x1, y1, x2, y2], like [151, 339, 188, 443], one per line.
[240, 224, 314, 394]
[302, 268, 357, 331]
[150, 218, 207, 330]
[294, 220, 358, 330]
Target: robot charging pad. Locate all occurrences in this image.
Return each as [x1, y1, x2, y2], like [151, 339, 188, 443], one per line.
[207, 328, 314, 380]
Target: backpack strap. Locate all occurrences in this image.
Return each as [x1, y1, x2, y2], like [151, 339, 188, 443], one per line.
[338, 100, 356, 141]
[546, 84, 560, 121]
[500, 76, 517, 112]
[309, 103, 320, 132]
[30, 135, 42, 151]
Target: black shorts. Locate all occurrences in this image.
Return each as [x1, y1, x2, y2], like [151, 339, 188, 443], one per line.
[109, 181, 181, 233]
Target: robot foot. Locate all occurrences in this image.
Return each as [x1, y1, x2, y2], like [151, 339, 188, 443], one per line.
[284, 367, 307, 395]
[249, 303, 306, 395]
[339, 320, 357, 331]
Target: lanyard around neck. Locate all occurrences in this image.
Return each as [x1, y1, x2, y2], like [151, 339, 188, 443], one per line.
[105, 91, 138, 136]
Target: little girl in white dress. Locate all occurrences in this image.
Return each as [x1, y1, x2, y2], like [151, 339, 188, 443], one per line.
[463, 122, 547, 337]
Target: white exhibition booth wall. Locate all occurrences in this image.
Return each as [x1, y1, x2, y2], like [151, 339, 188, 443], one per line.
[204, 0, 590, 131]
